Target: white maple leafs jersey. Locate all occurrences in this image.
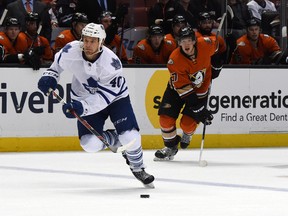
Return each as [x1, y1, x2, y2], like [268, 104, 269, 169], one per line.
[43, 40, 129, 116]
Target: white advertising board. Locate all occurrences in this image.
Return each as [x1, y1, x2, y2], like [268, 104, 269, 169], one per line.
[0, 67, 288, 138]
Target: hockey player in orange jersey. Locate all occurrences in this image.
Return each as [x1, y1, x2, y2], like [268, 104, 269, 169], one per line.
[132, 25, 177, 64]
[53, 12, 89, 54]
[99, 10, 128, 64]
[154, 27, 216, 161]
[0, 17, 27, 63]
[165, 14, 187, 48]
[195, 11, 226, 76]
[230, 18, 283, 65]
[18, 12, 53, 70]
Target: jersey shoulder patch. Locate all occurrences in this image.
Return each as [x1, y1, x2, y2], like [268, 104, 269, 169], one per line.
[137, 44, 145, 51]
[168, 58, 174, 65]
[57, 33, 65, 39]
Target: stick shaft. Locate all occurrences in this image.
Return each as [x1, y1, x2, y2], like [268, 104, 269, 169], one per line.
[51, 90, 119, 153]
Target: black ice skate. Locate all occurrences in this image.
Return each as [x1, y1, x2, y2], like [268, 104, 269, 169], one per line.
[180, 132, 192, 149]
[154, 146, 178, 161]
[131, 168, 155, 188]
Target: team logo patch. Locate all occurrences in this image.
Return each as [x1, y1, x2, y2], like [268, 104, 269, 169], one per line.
[189, 70, 205, 88]
[138, 44, 145, 51]
[83, 77, 98, 94]
[58, 34, 65, 38]
[168, 59, 174, 64]
[111, 58, 121, 70]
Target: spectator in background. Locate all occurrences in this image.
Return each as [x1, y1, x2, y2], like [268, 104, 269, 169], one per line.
[41, 0, 58, 28]
[54, 0, 77, 27]
[76, 0, 116, 23]
[229, 18, 286, 65]
[190, 0, 222, 27]
[163, 0, 196, 34]
[247, 0, 277, 20]
[226, 0, 251, 62]
[165, 14, 187, 47]
[0, 17, 27, 63]
[6, 0, 52, 42]
[99, 10, 128, 64]
[147, 0, 169, 26]
[196, 11, 226, 76]
[53, 12, 89, 54]
[18, 12, 53, 70]
[132, 25, 176, 64]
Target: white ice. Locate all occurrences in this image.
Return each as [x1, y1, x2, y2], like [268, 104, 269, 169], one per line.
[0, 148, 288, 216]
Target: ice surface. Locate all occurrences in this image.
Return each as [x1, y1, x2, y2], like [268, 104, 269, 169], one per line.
[0, 148, 288, 216]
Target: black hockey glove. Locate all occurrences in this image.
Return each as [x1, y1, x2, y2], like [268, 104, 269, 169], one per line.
[211, 52, 224, 79]
[24, 49, 41, 70]
[189, 104, 213, 125]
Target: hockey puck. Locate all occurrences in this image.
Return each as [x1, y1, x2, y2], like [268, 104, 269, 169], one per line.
[140, 194, 150, 198]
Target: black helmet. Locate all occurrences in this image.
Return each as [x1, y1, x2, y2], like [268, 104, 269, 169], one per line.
[246, 18, 261, 28]
[99, 10, 113, 20]
[198, 12, 214, 21]
[25, 12, 40, 22]
[4, 17, 20, 28]
[172, 15, 186, 25]
[179, 27, 195, 41]
[72, 12, 89, 23]
[148, 25, 164, 36]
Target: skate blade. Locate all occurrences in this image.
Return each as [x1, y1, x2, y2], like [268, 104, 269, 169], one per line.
[144, 182, 155, 189]
[153, 156, 174, 161]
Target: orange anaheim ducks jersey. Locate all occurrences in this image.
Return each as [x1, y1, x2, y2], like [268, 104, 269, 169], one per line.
[105, 34, 128, 62]
[53, 29, 77, 53]
[165, 33, 177, 47]
[230, 34, 281, 64]
[18, 32, 53, 61]
[168, 36, 217, 98]
[0, 32, 27, 55]
[132, 38, 176, 64]
[195, 31, 226, 54]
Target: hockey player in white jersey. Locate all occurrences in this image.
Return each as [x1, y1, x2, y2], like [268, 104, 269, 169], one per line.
[37, 23, 155, 188]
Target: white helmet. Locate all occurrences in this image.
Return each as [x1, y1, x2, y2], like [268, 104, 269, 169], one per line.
[82, 23, 106, 52]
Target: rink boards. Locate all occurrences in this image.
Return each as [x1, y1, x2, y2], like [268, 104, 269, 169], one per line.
[0, 66, 288, 151]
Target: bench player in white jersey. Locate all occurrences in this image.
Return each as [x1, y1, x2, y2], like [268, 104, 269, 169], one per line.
[37, 23, 155, 188]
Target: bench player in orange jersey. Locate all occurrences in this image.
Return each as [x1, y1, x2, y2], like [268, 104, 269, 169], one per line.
[0, 17, 27, 63]
[165, 14, 187, 47]
[132, 24, 177, 64]
[195, 11, 227, 76]
[53, 12, 89, 54]
[18, 12, 53, 70]
[230, 18, 286, 65]
[154, 27, 216, 161]
[99, 10, 128, 64]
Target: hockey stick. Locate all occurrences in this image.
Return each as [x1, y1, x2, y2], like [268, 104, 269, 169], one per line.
[198, 85, 211, 167]
[215, 12, 227, 53]
[49, 89, 135, 153]
[0, 9, 7, 26]
[275, 26, 287, 65]
[198, 13, 226, 167]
